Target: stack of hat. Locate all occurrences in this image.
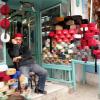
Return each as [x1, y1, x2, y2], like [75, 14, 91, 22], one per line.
[0, 68, 16, 96]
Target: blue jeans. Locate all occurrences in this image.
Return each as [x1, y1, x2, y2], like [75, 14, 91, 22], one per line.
[19, 63, 48, 91]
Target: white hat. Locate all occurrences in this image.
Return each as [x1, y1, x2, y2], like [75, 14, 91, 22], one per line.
[0, 64, 8, 72]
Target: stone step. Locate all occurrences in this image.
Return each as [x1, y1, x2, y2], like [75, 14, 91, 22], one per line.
[25, 82, 70, 100]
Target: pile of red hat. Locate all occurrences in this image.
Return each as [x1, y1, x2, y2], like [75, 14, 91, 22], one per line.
[76, 22, 100, 61]
[0, 72, 11, 82]
[49, 29, 76, 43]
[79, 23, 100, 48]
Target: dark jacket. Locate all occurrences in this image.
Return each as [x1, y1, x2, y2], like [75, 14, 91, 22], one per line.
[7, 43, 35, 66]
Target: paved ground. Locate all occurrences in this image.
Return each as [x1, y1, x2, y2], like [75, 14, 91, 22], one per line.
[23, 82, 99, 100]
[66, 83, 99, 100]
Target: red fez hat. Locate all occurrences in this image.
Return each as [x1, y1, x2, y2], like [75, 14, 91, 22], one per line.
[0, 18, 10, 29]
[56, 30, 62, 34]
[81, 38, 88, 47]
[84, 32, 94, 39]
[0, 4, 10, 15]
[14, 33, 24, 38]
[0, 72, 6, 78]
[62, 29, 68, 35]
[87, 38, 97, 47]
[82, 57, 88, 62]
[3, 75, 11, 82]
[80, 24, 88, 28]
[60, 34, 65, 39]
[93, 50, 100, 55]
[48, 31, 55, 37]
[69, 29, 76, 34]
[56, 38, 62, 43]
[88, 23, 96, 27]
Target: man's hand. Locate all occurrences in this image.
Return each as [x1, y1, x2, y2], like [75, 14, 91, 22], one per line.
[13, 57, 19, 62]
[12, 39, 17, 44]
[13, 56, 22, 62]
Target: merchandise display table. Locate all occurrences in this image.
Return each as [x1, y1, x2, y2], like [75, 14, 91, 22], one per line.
[72, 59, 100, 96]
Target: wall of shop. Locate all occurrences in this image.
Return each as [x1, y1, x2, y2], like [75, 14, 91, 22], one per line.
[71, 0, 82, 16]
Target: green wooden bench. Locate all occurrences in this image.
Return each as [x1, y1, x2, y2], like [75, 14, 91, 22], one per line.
[42, 63, 76, 89]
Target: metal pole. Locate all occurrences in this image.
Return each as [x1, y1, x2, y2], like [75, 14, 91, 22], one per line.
[28, 18, 31, 50]
[90, 0, 93, 22]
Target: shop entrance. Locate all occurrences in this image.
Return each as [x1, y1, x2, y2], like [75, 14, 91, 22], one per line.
[6, 5, 36, 66]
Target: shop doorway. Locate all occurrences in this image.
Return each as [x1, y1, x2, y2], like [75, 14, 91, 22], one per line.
[6, 9, 36, 66]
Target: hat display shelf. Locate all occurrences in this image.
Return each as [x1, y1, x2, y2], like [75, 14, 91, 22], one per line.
[43, 25, 76, 64]
[42, 15, 100, 69]
[42, 15, 85, 64]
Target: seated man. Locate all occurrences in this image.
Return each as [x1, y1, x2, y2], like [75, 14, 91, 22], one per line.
[7, 33, 48, 94]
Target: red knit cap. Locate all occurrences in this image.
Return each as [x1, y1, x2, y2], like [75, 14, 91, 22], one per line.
[14, 33, 23, 38]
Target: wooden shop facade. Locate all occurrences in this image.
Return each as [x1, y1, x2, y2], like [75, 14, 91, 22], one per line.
[0, 0, 100, 93]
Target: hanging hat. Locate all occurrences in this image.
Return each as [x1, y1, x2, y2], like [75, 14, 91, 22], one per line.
[0, 4, 10, 15]
[0, 18, 10, 29]
[88, 26, 96, 31]
[84, 32, 94, 39]
[88, 23, 96, 27]
[0, 32, 10, 43]
[80, 24, 88, 31]
[93, 50, 100, 55]
[81, 38, 88, 47]
[14, 33, 24, 38]
[88, 23, 97, 31]
[87, 38, 97, 47]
